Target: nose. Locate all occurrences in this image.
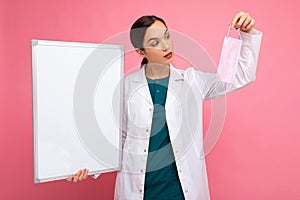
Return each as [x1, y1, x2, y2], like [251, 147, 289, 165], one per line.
[162, 39, 169, 51]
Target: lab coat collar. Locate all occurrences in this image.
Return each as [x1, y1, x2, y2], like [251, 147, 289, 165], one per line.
[130, 63, 184, 106]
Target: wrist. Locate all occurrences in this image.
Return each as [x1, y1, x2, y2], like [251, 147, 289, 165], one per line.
[241, 28, 253, 34]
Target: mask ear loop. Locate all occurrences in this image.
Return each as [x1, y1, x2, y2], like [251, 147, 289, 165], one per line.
[227, 25, 242, 39]
[226, 25, 231, 38]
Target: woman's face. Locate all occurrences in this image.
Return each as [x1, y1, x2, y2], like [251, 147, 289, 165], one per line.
[141, 20, 174, 66]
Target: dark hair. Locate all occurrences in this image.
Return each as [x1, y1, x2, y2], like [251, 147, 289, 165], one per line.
[130, 15, 167, 66]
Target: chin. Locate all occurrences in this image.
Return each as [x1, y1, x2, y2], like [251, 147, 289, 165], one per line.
[162, 59, 174, 66]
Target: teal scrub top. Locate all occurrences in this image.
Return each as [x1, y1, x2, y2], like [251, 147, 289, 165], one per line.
[144, 76, 185, 200]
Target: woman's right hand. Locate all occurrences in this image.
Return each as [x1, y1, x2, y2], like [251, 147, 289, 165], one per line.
[66, 168, 89, 182]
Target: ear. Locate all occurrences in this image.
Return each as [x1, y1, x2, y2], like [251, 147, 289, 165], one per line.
[135, 48, 145, 57]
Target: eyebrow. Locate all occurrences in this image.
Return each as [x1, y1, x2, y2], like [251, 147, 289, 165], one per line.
[146, 29, 169, 43]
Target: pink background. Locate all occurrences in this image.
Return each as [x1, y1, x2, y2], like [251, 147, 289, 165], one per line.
[1, 0, 300, 199]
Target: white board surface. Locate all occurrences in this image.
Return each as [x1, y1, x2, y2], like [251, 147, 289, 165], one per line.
[31, 39, 124, 183]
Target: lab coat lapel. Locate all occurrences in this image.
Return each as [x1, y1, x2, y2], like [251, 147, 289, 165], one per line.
[129, 64, 184, 107]
[130, 65, 153, 105]
[165, 64, 184, 110]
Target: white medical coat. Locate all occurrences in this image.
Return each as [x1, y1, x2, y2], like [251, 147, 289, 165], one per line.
[113, 29, 262, 200]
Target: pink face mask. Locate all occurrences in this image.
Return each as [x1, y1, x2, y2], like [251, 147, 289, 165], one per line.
[217, 26, 242, 82]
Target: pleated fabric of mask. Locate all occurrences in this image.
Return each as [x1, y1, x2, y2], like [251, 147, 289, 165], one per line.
[217, 26, 242, 82]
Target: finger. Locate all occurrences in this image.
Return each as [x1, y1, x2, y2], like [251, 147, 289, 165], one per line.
[245, 18, 255, 30]
[83, 169, 89, 180]
[66, 176, 73, 182]
[73, 175, 79, 182]
[241, 16, 252, 29]
[73, 169, 82, 182]
[231, 12, 245, 28]
[77, 169, 83, 176]
[79, 169, 86, 181]
[236, 14, 248, 29]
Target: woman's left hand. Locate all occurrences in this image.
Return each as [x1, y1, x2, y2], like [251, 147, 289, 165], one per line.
[231, 12, 255, 34]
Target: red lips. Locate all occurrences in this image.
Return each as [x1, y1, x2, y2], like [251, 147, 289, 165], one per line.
[164, 52, 173, 59]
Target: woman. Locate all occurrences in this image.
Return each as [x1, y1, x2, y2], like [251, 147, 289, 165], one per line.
[67, 12, 262, 200]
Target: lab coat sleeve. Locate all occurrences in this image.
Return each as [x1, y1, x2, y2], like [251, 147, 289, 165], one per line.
[195, 28, 263, 99]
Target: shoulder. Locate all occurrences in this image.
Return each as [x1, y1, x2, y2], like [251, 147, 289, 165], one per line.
[170, 64, 192, 74]
[124, 67, 144, 82]
[122, 67, 144, 96]
[171, 65, 201, 79]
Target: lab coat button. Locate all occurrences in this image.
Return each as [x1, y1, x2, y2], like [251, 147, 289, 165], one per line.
[185, 189, 188, 193]
[140, 169, 144, 173]
[143, 149, 147, 152]
[139, 189, 143, 193]
[149, 108, 152, 111]
[146, 129, 149, 132]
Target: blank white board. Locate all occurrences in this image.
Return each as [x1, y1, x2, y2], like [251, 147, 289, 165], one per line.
[31, 39, 124, 183]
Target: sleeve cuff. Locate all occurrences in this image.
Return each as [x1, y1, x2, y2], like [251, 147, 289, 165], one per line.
[239, 28, 263, 42]
[91, 173, 101, 179]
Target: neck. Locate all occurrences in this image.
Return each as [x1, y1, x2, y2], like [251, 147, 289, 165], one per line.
[145, 63, 170, 79]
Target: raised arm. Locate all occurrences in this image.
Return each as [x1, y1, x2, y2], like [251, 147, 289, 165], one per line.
[196, 12, 263, 99]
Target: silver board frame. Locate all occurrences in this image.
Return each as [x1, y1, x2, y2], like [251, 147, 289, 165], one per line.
[31, 39, 124, 183]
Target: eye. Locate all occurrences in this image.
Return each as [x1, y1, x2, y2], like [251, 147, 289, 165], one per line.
[165, 33, 170, 40]
[151, 40, 159, 47]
